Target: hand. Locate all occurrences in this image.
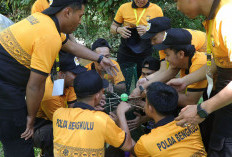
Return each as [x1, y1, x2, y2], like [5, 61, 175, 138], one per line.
[127, 112, 142, 131]
[100, 57, 119, 76]
[136, 78, 148, 87]
[117, 26, 131, 39]
[95, 94, 106, 111]
[109, 112, 119, 124]
[21, 116, 34, 140]
[136, 25, 147, 36]
[167, 78, 188, 92]
[130, 87, 141, 98]
[117, 102, 132, 115]
[175, 105, 205, 128]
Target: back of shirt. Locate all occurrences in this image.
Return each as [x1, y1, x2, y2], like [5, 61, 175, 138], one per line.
[134, 121, 206, 157]
[53, 108, 125, 156]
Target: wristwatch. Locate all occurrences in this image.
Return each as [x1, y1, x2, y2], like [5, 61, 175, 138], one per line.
[139, 85, 145, 93]
[97, 55, 104, 63]
[197, 103, 208, 118]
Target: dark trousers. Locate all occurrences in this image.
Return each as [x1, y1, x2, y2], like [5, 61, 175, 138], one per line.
[208, 138, 232, 157]
[33, 123, 53, 157]
[0, 120, 34, 157]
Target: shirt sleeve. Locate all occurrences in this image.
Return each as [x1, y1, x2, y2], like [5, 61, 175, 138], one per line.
[220, 12, 232, 62]
[114, 5, 124, 24]
[187, 61, 207, 92]
[61, 33, 69, 45]
[66, 87, 77, 103]
[134, 136, 150, 157]
[31, 0, 49, 14]
[31, 35, 61, 74]
[159, 50, 166, 61]
[104, 116, 126, 148]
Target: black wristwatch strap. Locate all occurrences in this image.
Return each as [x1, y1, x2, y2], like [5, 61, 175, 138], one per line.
[197, 103, 208, 118]
[97, 55, 104, 63]
[139, 85, 145, 93]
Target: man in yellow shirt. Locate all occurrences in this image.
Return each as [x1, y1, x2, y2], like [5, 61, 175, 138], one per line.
[0, 0, 117, 156]
[132, 17, 207, 96]
[166, 0, 232, 156]
[110, 0, 163, 77]
[53, 70, 133, 156]
[118, 82, 206, 156]
[153, 28, 207, 107]
[33, 52, 87, 157]
[85, 38, 126, 93]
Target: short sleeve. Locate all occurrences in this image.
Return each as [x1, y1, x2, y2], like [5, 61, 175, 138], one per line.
[104, 116, 126, 148]
[31, 35, 61, 74]
[220, 14, 232, 62]
[134, 137, 150, 157]
[159, 50, 166, 61]
[187, 61, 207, 92]
[113, 62, 125, 85]
[114, 5, 124, 24]
[31, 0, 49, 14]
[66, 87, 77, 103]
[61, 33, 69, 45]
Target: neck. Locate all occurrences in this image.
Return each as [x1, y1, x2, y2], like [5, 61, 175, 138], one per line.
[153, 113, 166, 125]
[55, 12, 65, 33]
[77, 98, 96, 108]
[199, 0, 214, 17]
[182, 56, 189, 69]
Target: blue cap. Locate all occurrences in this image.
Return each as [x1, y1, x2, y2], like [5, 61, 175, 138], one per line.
[141, 17, 171, 39]
[73, 70, 109, 98]
[59, 51, 87, 74]
[153, 28, 192, 50]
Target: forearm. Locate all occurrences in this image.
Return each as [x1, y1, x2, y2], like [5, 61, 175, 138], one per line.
[62, 40, 100, 62]
[144, 68, 179, 89]
[118, 112, 134, 151]
[203, 81, 232, 114]
[26, 81, 46, 119]
[110, 24, 118, 34]
[178, 92, 201, 107]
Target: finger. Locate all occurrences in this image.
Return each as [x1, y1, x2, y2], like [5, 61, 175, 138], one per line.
[133, 112, 141, 117]
[176, 119, 187, 127]
[21, 128, 29, 138]
[105, 68, 113, 76]
[175, 114, 183, 121]
[25, 131, 33, 140]
[124, 28, 131, 34]
[129, 127, 138, 131]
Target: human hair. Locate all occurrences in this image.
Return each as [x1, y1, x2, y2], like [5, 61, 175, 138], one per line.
[67, 0, 87, 10]
[146, 82, 178, 116]
[170, 45, 195, 57]
[142, 56, 160, 71]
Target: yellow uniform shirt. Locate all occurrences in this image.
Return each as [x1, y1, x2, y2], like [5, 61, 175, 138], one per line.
[134, 116, 206, 157]
[36, 76, 76, 121]
[31, 0, 49, 14]
[53, 102, 126, 156]
[159, 29, 206, 61]
[204, 0, 232, 68]
[180, 52, 207, 92]
[0, 12, 64, 74]
[114, 2, 163, 27]
[85, 60, 125, 85]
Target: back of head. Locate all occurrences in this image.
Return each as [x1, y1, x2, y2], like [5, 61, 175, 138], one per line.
[42, 0, 87, 15]
[142, 56, 160, 71]
[146, 82, 178, 116]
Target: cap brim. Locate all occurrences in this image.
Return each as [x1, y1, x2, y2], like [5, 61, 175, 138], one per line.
[102, 79, 109, 88]
[42, 6, 64, 15]
[141, 32, 157, 39]
[69, 66, 87, 74]
[153, 44, 170, 50]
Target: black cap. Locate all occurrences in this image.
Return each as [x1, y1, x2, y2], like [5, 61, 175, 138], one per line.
[91, 38, 111, 51]
[153, 28, 192, 50]
[42, 0, 86, 15]
[141, 17, 171, 39]
[73, 70, 109, 98]
[142, 56, 160, 71]
[59, 51, 87, 74]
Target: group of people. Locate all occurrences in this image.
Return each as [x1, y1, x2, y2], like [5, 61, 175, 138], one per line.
[0, 0, 232, 157]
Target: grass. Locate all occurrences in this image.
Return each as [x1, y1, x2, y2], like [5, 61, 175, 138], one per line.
[0, 141, 41, 157]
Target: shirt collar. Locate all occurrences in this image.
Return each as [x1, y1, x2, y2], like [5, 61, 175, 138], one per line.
[132, 0, 150, 8]
[49, 15, 61, 34]
[154, 115, 174, 128]
[207, 0, 221, 20]
[73, 102, 95, 111]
